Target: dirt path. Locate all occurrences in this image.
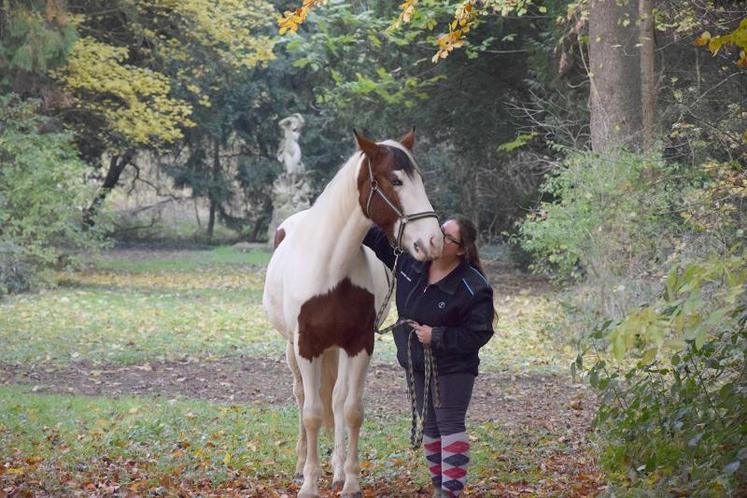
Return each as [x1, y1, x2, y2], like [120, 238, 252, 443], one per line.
[0, 356, 592, 428]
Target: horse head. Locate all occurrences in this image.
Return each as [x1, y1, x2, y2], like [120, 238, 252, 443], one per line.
[354, 129, 443, 261]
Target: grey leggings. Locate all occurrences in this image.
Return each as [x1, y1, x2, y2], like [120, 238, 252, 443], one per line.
[411, 371, 475, 437]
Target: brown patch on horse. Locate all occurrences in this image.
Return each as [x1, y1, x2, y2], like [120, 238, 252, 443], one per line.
[273, 227, 286, 250]
[297, 278, 375, 360]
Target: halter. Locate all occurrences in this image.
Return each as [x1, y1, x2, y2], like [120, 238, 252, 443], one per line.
[363, 157, 438, 254]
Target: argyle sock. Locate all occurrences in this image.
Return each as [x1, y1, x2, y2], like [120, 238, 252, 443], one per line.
[423, 433, 442, 488]
[441, 431, 470, 497]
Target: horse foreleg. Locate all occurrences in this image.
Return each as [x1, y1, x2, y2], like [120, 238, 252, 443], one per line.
[341, 351, 371, 498]
[297, 350, 323, 498]
[286, 340, 306, 482]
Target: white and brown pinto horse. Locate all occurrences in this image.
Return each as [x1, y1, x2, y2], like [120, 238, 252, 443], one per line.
[263, 130, 443, 497]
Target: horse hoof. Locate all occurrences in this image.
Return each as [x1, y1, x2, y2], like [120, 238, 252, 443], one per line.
[293, 473, 304, 484]
[332, 480, 344, 491]
[297, 492, 319, 498]
[342, 493, 362, 498]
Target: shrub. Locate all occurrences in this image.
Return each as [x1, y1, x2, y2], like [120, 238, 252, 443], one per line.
[517, 149, 681, 281]
[0, 94, 105, 295]
[578, 250, 746, 496]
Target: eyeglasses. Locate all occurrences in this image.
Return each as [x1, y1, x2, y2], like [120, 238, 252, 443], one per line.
[441, 228, 462, 246]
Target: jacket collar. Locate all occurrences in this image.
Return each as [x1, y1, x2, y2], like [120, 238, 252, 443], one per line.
[411, 259, 466, 295]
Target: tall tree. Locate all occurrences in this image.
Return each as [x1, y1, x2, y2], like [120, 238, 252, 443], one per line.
[639, 0, 656, 152]
[588, 0, 642, 153]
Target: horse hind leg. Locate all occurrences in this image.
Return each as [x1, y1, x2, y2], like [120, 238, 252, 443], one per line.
[319, 348, 338, 437]
[286, 340, 306, 482]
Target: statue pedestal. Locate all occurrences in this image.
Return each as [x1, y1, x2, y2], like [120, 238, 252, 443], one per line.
[267, 172, 313, 244]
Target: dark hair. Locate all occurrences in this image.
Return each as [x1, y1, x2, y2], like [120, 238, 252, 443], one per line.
[448, 214, 484, 275]
[448, 214, 498, 322]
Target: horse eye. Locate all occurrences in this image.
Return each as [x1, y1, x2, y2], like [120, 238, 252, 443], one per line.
[390, 177, 403, 186]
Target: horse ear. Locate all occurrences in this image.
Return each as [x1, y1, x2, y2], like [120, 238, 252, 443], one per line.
[353, 129, 381, 160]
[399, 127, 415, 150]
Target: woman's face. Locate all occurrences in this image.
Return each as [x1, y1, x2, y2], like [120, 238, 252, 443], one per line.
[440, 219, 464, 259]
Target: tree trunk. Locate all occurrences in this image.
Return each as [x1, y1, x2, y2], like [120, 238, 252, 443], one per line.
[589, 0, 643, 154]
[206, 139, 220, 239]
[83, 150, 135, 227]
[639, 0, 656, 152]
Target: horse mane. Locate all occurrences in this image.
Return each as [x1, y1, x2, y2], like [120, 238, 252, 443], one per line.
[307, 150, 364, 219]
[298, 140, 422, 242]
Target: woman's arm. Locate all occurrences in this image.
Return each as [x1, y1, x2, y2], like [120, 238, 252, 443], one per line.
[429, 287, 495, 355]
[362, 225, 396, 269]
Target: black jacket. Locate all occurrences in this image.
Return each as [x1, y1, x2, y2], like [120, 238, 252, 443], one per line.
[363, 227, 494, 376]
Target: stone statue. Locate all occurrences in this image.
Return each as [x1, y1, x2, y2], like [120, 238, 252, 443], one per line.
[267, 113, 315, 244]
[276, 113, 305, 177]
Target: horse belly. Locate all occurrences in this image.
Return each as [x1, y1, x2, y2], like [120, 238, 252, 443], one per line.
[296, 278, 376, 360]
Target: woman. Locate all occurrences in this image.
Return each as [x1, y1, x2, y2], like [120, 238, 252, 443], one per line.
[363, 214, 495, 498]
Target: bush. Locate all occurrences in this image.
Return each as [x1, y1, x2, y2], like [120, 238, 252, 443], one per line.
[0, 94, 105, 295]
[517, 146, 746, 494]
[517, 149, 682, 281]
[578, 251, 746, 496]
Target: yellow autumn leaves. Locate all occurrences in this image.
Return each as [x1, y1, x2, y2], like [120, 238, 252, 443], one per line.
[694, 18, 747, 69]
[278, 0, 327, 35]
[52, 0, 277, 150]
[54, 37, 194, 146]
[278, 0, 484, 63]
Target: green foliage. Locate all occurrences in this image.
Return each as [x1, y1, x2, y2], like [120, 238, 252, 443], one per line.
[49, 0, 276, 155]
[497, 132, 537, 153]
[578, 251, 747, 496]
[0, 95, 105, 295]
[0, 2, 77, 88]
[517, 150, 678, 281]
[699, 17, 747, 69]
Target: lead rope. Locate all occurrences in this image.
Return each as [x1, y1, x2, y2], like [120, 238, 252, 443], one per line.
[374, 250, 402, 334]
[373, 262, 441, 450]
[407, 331, 441, 450]
[371, 246, 442, 450]
[363, 155, 441, 449]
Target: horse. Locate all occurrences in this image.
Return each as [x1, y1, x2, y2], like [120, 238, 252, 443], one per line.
[262, 129, 443, 497]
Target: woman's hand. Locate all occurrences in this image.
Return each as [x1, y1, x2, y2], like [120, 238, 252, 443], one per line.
[409, 321, 433, 345]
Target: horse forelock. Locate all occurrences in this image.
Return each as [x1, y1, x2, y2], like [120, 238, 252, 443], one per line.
[380, 139, 422, 177]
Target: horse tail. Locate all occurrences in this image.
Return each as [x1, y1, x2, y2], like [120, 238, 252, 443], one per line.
[273, 227, 286, 250]
[319, 348, 338, 435]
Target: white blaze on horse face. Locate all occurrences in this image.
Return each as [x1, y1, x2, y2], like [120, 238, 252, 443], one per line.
[392, 169, 443, 261]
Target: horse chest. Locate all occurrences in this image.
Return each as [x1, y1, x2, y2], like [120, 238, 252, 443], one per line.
[296, 278, 375, 360]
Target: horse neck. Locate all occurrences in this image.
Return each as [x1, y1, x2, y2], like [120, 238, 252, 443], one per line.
[296, 153, 371, 278]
